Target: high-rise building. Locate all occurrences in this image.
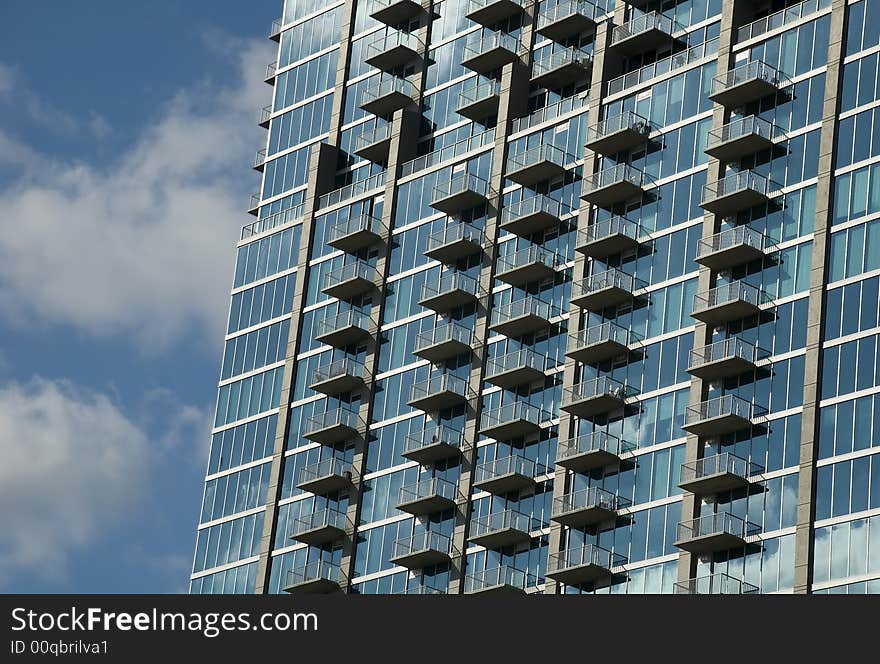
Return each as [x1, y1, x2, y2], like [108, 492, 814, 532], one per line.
[190, 0, 880, 595]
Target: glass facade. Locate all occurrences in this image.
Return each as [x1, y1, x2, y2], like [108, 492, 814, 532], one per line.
[191, 0, 880, 595]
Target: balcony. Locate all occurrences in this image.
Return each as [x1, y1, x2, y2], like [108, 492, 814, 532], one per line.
[495, 245, 560, 287]
[691, 281, 766, 325]
[571, 268, 644, 312]
[566, 321, 642, 365]
[424, 222, 484, 263]
[290, 508, 347, 546]
[473, 455, 541, 494]
[683, 395, 766, 437]
[418, 272, 480, 313]
[297, 458, 352, 494]
[265, 61, 277, 85]
[536, 0, 600, 42]
[408, 373, 470, 411]
[489, 296, 556, 337]
[328, 214, 384, 253]
[480, 401, 548, 440]
[254, 148, 266, 172]
[390, 532, 455, 569]
[552, 487, 629, 528]
[556, 431, 636, 473]
[370, 0, 421, 26]
[361, 74, 416, 117]
[322, 261, 378, 301]
[674, 512, 761, 554]
[582, 164, 653, 208]
[304, 407, 362, 445]
[585, 111, 652, 155]
[532, 48, 592, 89]
[679, 452, 764, 496]
[695, 226, 767, 270]
[506, 144, 573, 187]
[457, 79, 500, 123]
[561, 377, 637, 418]
[546, 543, 623, 585]
[709, 60, 789, 108]
[485, 349, 547, 389]
[461, 30, 520, 74]
[430, 173, 491, 215]
[310, 358, 368, 396]
[259, 104, 272, 128]
[365, 31, 422, 73]
[701, 171, 776, 216]
[687, 337, 770, 380]
[354, 124, 392, 163]
[269, 17, 283, 42]
[500, 194, 563, 237]
[402, 425, 464, 464]
[609, 11, 681, 56]
[284, 561, 340, 594]
[469, 509, 534, 549]
[465, 0, 523, 27]
[705, 116, 778, 162]
[674, 573, 760, 595]
[413, 322, 473, 362]
[248, 193, 260, 216]
[575, 216, 642, 259]
[315, 309, 373, 348]
[464, 566, 528, 594]
[397, 477, 458, 515]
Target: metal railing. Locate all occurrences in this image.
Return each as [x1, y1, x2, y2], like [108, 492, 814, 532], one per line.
[474, 455, 540, 484]
[512, 94, 588, 134]
[555, 486, 629, 515]
[586, 111, 651, 146]
[249, 193, 261, 212]
[254, 149, 267, 169]
[414, 321, 473, 354]
[361, 74, 416, 107]
[712, 60, 788, 96]
[287, 560, 339, 588]
[556, 431, 636, 463]
[464, 565, 529, 592]
[432, 172, 490, 205]
[607, 36, 719, 95]
[292, 507, 347, 536]
[573, 267, 644, 299]
[354, 123, 391, 152]
[490, 296, 557, 326]
[269, 18, 283, 39]
[425, 221, 484, 254]
[419, 271, 479, 301]
[265, 62, 277, 81]
[571, 321, 642, 352]
[508, 143, 574, 173]
[463, 29, 520, 61]
[677, 512, 761, 542]
[708, 115, 776, 149]
[318, 171, 387, 209]
[480, 401, 550, 432]
[403, 425, 464, 457]
[398, 477, 458, 505]
[680, 452, 763, 485]
[329, 214, 383, 245]
[470, 509, 535, 538]
[496, 244, 560, 275]
[685, 394, 766, 427]
[304, 407, 361, 437]
[611, 11, 679, 45]
[736, 0, 831, 44]
[324, 260, 378, 292]
[688, 337, 769, 371]
[533, 47, 592, 78]
[311, 357, 367, 386]
[674, 573, 760, 595]
[578, 216, 642, 248]
[486, 348, 547, 379]
[693, 280, 766, 313]
[259, 104, 272, 126]
[366, 30, 422, 60]
[696, 225, 766, 260]
[241, 204, 304, 240]
[703, 170, 774, 203]
[458, 78, 500, 109]
[298, 457, 352, 487]
[563, 376, 637, 405]
[400, 129, 495, 177]
[392, 531, 454, 559]
[538, 0, 601, 31]
[583, 163, 652, 193]
[396, 584, 448, 595]
[502, 194, 565, 226]
[548, 543, 624, 573]
[409, 373, 469, 403]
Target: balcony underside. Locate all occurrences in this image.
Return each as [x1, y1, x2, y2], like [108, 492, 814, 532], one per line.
[576, 231, 639, 259]
[408, 390, 468, 412]
[310, 374, 364, 397]
[674, 531, 748, 554]
[457, 94, 499, 122]
[683, 412, 754, 437]
[466, 0, 521, 26]
[364, 44, 420, 73]
[582, 180, 645, 208]
[538, 13, 596, 42]
[547, 562, 612, 586]
[418, 289, 478, 313]
[297, 472, 350, 495]
[705, 133, 774, 163]
[531, 61, 590, 90]
[701, 188, 771, 216]
[291, 524, 345, 547]
[315, 323, 372, 349]
[414, 338, 472, 363]
[424, 237, 482, 264]
[390, 548, 452, 570]
[691, 299, 761, 326]
[473, 472, 535, 495]
[361, 91, 412, 117]
[401, 441, 461, 464]
[687, 355, 760, 381]
[485, 364, 545, 390]
[679, 472, 752, 496]
[586, 127, 650, 156]
[283, 578, 340, 594]
[328, 227, 383, 253]
[561, 394, 626, 419]
[469, 527, 530, 549]
[462, 47, 517, 75]
[507, 160, 567, 187]
[371, 0, 421, 26]
[397, 494, 457, 516]
[354, 136, 391, 164]
[570, 285, 634, 312]
[611, 28, 679, 56]
[431, 189, 489, 215]
[467, 582, 525, 595]
[304, 422, 358, 446]
[323, 277, 375, 301]
[501, 209, 559, 237]
[480, 418, 541, 441]
[489, 313, 552, 338]
[495, 261, 556, 287]
[566, 338, 629, 364]
[552, 504, 617, 528]
[710, 78, 781, 108]
[557, 448, 623, 473]
[695, 243, 765, 271]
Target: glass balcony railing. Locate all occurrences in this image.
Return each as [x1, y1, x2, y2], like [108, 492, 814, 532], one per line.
[585, 111, 652, 153]
[537, 0, 601, 41]
[480, 401, 550, 439]
[561, 377, 637, 417]
[676, 512, 761, 551]
[496, 244, 561, 284]
[354, 124, 391, 155]
[571, 268, 644, 311]
[568, 321, 642, 360]
[424, 221, 484, 261]
[328, 214, 384, 251]
[259, 104, 272, 127]
[707, 115, 776, 156]
[470, 509, 535, 541]
[391, 531, 454, 562]
[553, 486, 630, 525]
[674, 573, 760, 595]
[291, 507, 347, 540]
[265, 61, 278, 83]
[607, 36, 719, 96]
[254, 148, 267, 170]
[547, 543, 624, 584]
[710, 60, 790, 107]
[297, 457, 352, 493]
[457, 79, 500, 120]
[556, 431, 636, 471]
[679, 452, 763, 490]
[431, 173, 491, 213]
[408, 373, 470, 409]
[485, 348, 547, 384]
[413, 321, 473, 359]
[501, 194, 564, 235]
[610, 11, 679, 52]
[462, 30, 520, 73]
[398, 477, 458, 507]
[506, 143, 574, 185]
[701, 170, 775, 214]
[583, 163, 652, 196]
[311, 357, 367, 391]
[490, 296, 557, 333]
[402, 425, 464, 462]
[394, 584, 448, 595]
[304, 407, 362, 442]
[736, 0, 831, 45]
[361, 74, 416, 114]
[473, 455, 541, 488]
[464, 565, 530, 593]
[688, 337, 770, 378]
[322, 260, 378, 298]
[532, 47, 592, 86]
[269, 17, 283, 40]
[315, 308, 372, 346]
[692, 280, 767, 324]
[576, 216, 642, 257]
[366, 30, 422, 61]
[285, 560, 340, 592]
[419, 271, 480, 311]
[466, 0, 525, 26]
[696, 225, 767, 268]
[684, 394, 767, 436]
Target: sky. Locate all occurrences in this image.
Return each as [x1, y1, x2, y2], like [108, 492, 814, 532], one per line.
[0, 0, 278, 592]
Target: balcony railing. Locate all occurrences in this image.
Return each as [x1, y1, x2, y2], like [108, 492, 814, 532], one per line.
[506, 143, 574, 186]
[284, 561, 340, 593]
[585, 111, 652, 155]
[561, 377, 637, 418]
[254, 148, 267, 171]
[462, 30, 520, 74]
[424, 221, 484, 263]
[500, 194, 564, 236]
[408, 373, 470, 411]
[701, 170, 776, 216]
[709, 60, 790, 107]
[546, 543, 624, 585]
[469, 509, 535, 549]
[401, 128, 495, 177]
[736, 0, 831, 45]
[610, 11, 680, 55]
[402, 425, 464, 463]
[431, 173, 491, 214]
[674, 573, 760, 595]
[457, 79, 501, 122]
[304, 407, 362, 444]
[679, 452, 763, 496]
[489, 296, 557, 337]
[473, 455, 541, 494]
[464, 565, 530, 594]
[571, 267, 644, 311]
[695, 225, 767, 270]
[537, 0, 601, 42]
[532, 47, 592, 88]
[354, 123, 392, 162]
[361, 74, 417, 116]
[328, 214, 384, 253]
[552, 486, 630, 527]
[691, 280, 767, 325]
[265, 61, 278, 84]
[674, 512, 761, 554]
[397, 477, 458, 515]
[419, 271, 480, 312]
[310, 357, 368, 396]
[495, 245, 560, 286]
[465, 0, 524, 27]
[259, 104, 272, 128]
[581, 163, 653, 208]
[269, 17, 283, 41]
[413, 321, 473, 362]
[607, 36, 719, 96]
[390, 531, 455, 569]
[576, 215, 642, 258]
[556, 431, 636, 472]
[485, 348, 547, 389]
[683, 394, 767, 437]
[567, 321, 642, 364]
[706, 115, 777, 162]
[322, 260, 378, 300]
[365, 30, 422, 72]
[687, 337, 770, 380]
[290, 508, 347, 546]
[315, 308, 372, 348]
[480, 401, 550, 440]
[297, 457, 352, 494]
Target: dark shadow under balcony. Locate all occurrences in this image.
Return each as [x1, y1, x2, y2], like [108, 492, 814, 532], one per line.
[430, 173, 491, 215]
[566, 321, 642, 364]
[360, 74, 416, 117]
[465, 0, 524, 27]
[683, 395, 766, 437]
[500, 194, 563, 237]
[297, 458, 352, 494]
[556, 431, 635, 473]
[390, 532, 455, 569]
[695, 225, 767, 270]
[424, 222, 484, 263]
[679, 452, 763, 496]
[290, 508, 347, 547]
[461, 30, 520, 74]
[304, 408, 362, 445]
[489, 296, 557, 337]
[322, 261, 378, 301]
[354, 124, 392, 164]
[419, 272, 480, 313]
[480, 401, 549, 440]
[413, 322, 473, 362]
[536, 0, 600, 42]
[364, 31, 422, 73]
[609, 11, 682, 56]
[581, 163, 653, 208]
[709, 60, 790, 108]
[408, 373, 470, 411]
[546, 543, 624, 585]
[495, 245, 560, 287]
[552, 487, 630, 528]
[585, 111, 652, 155]
[687, 337, 770, 380]
[674, 573, 759, 595]
[531, 47, 592, 89]
[315, 309, 373, 348]
[506, 144, 574, 187]
[485, 348, 547, 389]
[457, 79, 500, 123]
[691, 281, 766, 326]
[575, 216, 642, 258]
[570, 268, 644, 312]
[469, 509, 534, 549]
[310, 358, 368, 396]
[370, 0, 421, 26]
[701, 171, 776, 216]
[473, 455, 542, 494]
[674, 512, 761, 554]
[284, 561, 340, 594]
[705, 115, 778, 163]
[402, 425, 464, 464]
[397, 477, 458, 515]
[328, 214, 384, 253]
[464, 565, 529, 594]
[561, 377, 637, 418]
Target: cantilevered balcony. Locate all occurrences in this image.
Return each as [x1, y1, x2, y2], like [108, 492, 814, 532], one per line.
[304, 407, 362, 445]
[413, 322, 473, 362]
[495, 245, 560, 287]
[290, 508, 347, 546]
[469, 509, 534, 549]
[552, 487, 629, 528]
[431, 173, 491, 215]
[465, 0, 524, 27]
[269, 17, 283, 42]
[328, 214, 384, 253]
[265, 61, 277, 85]
[254, 149, 266, 172]
[354, 124, 392, 163]
[310, 358, 368, 396]
[397, 477, 458, 515]
[566, 322, 642, 365]
[609, 11, 681, 55]
[485, 349, 547, 389]
[461, 30, 520, 74]
[396, 584, 448, 595]
[556, 431, 636, 473]
[679, 452, 763, 496]
[284, 561, 340, 594]
[424, 222, 484, 263]
[390, 532, 455, 569]
[361, 74, 416, 116]
[464, 566, 528, 594]
[585, 111, 652, 155]
[581, 163, 653, 208]
[674, 573, 760, 595]
[674, 512, 761, 554]
[506, 144, 573, 187]
[370, 0, 421, 26]
[691, 281, 766, 325]
[571, 268, 644, 312]
[365, 31, 422, 73]
[546, 543, 624, 585]
[687, 337, 769, 380]
[561, 377, 637, 418]
[683, 394, 766, 437]
[297, 458, 352, 494]
[480, 401, 548, 440]
[259, 104, 272, 128]
[536, 0, 600, 42]
[402, 425, 464, 464]
[248, 193, 261, 216]
[701, 171, 776, 216]
[315, 309, 373, 349]
[419, 272, 480, 313]
[473, 455, 541, 494]
[322, 261, 378, 300]
[532, 47, 592, 89]
[489, 296, 556, 337]
[705, 116, 778, 162]
[709, 60, 789, 108]
[457, 79, 500, 123]
[695, 226, 767, 270]
[500, 194, 563, 237]
[408, 373, 470, 411]
[575, 216, 642, 258]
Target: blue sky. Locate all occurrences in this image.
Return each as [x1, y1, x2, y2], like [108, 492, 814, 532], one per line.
[0, 0, 278, 592]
